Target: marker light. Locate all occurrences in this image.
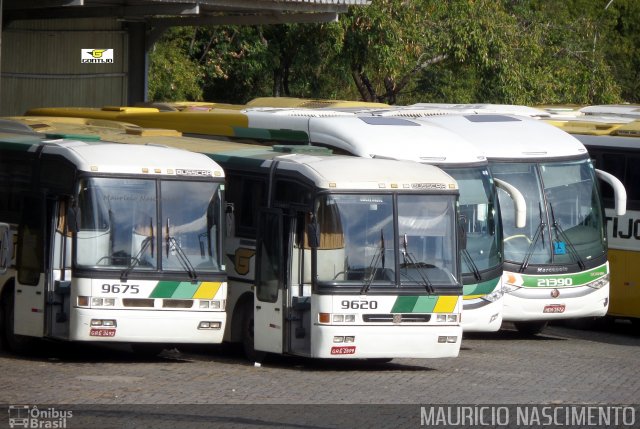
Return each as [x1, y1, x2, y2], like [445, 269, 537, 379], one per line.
[91, 319, 117, 327]
[198, 321, 222, 330]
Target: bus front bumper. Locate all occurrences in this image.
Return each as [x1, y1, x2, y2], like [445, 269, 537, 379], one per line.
[310, 324, 462, 359]
[502, 285, 609, 322]
[70, 308, 226, 343]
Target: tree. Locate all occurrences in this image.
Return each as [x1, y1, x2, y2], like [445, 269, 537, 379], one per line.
[147, 27, 203, 101]
[146, 0, 637, 104]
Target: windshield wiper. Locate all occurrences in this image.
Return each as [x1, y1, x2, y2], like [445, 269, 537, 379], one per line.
[360, 229, 385, 294]
[166, 218, 198, 282]
[549, 203, 586, 270]
[400, 234, 435, 294]
[120, 236, 153, 282]
[519, 203, 545, 273]
[462, 248, 481, 281]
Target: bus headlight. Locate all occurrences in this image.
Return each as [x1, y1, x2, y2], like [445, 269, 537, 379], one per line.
[586, 274, 609, 289]
[502, 283, 521, 294]
[319, 313, 356, 324]
[483, 289, 504, 303]
[436, 314, 459, 323]
[199, 300, 224, 310]
[91, 297, 116, 307]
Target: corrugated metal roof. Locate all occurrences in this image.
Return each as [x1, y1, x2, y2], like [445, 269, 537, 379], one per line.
[4, 0, 370, 25]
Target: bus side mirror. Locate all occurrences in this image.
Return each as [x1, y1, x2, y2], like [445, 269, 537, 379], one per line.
[307, 221, 320, 249]
[596, 169, 626, 216]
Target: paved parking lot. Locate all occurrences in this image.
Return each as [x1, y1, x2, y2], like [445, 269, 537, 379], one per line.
[0, 321, 638, 428]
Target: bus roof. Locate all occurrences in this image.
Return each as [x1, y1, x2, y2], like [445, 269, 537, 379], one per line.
[26, 105, 488, 165]
[0, 126, 224, 177]
[26, 106, 250, 137]
[243, 108, 487, 165]
[247, 153, 459, 192]
[246, 97, 389, 109]
[579, 104, 640, 119]
[406, 103, 551, 118]
[406, 114, 589, 160]
[6, 116, 458, 192]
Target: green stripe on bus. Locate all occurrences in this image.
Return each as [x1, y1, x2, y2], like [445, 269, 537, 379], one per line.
[269, 129, 309, 143]
[391, 296, 418, 313]
[463, 277, 501, 296]
[232, 126, 274, 140]
[149, 281, 180, 298]
[520, 264, 608, 287]
[391, 296, 440, 313]
[411, 296, 439, 313]
[45, 132, 101, 141]
[172, 282, 200, 299]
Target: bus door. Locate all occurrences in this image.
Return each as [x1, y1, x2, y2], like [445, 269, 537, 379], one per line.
[254, 208, 285, 354]
[13, 194, 46, 338]
[47, 200, 72, 339]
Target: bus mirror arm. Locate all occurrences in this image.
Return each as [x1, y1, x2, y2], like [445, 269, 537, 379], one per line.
[595, 169, 626, 216]
[494, 178, 527, 228]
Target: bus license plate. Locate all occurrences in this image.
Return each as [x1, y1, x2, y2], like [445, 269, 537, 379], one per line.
[90, 328, 116, 337]
[331, 346, 356, 355]
[543, 304, 565, 314]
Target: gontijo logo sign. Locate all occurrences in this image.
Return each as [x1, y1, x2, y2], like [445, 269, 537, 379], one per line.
[81, 49, 114, 63]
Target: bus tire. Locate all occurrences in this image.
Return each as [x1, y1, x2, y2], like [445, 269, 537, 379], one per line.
[2, 288, 36, 354]
[514, 321, 547, 336]
[130, 343, 165, 357]
[366, 358, 393, 364]
[241, 301, 257, 361]
[241, 301, 266, 363]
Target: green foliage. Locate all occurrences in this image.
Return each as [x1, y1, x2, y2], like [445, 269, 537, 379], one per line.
[147, 0, 639, 105]
[147, 28, 203, 101]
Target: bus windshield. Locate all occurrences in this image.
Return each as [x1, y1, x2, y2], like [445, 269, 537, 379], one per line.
[444, 166, 502, 277]
[313, 193, 459, 290]
[75, 177, 224, 274]
[491, 158, 605, 267]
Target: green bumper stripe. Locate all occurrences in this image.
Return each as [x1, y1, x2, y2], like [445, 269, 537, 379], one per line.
[391, 296, 439, 313]
[463, 277, 501, 296]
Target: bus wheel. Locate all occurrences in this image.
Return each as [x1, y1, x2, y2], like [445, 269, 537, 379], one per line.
[130, 343, 165, 358]
[514, 321, 547, 336]
[241, 302, 257, 361]
[2, 291, 36, 354]
[366, 358, 393, 364]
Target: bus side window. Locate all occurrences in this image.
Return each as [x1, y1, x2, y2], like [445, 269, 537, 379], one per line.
[17, 195, 45, 286]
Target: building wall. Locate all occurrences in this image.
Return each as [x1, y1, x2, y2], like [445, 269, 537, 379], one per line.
[1, 18, 128, 116]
